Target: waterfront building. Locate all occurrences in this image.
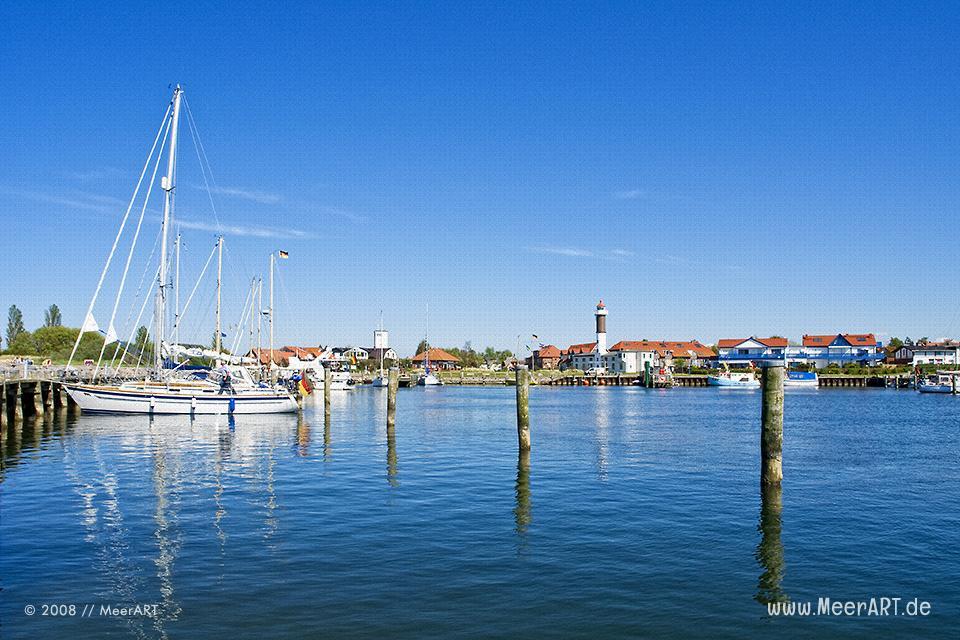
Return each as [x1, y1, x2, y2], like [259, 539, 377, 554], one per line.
[528, 344, 562, 370]
[565, 300, 608, 371]
[910, 341, 960, 366]
[342, 346, 370, 362]
[795, 334, 884, 368]
[605, 340, 714, 373]
[409, 347, 462, 370]
[716, 337, 788, 365]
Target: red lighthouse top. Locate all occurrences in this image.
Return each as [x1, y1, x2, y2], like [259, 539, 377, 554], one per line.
[596, 299, 605, 310]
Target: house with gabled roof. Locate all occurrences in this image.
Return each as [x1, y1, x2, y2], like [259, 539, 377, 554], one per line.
[528, 344, 562, 370]
[410, 347, 462, 370]
[604, 340, 714, 373]
[795, 334, 884, 367]
[909, 341, 960, 366]
[716, 337, 788, 365]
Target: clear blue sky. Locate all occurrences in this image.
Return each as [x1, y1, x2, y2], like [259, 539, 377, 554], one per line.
[3, 1, 958, 355]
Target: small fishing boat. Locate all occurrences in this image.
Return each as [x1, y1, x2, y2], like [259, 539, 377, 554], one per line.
[784, 371, 819, 387]
[708, 370, 760, 388]
[917, 371, 959, 394]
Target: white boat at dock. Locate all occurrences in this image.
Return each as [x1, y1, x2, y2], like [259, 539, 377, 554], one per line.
[917, 371, 959, 394]
[784, 371, 819, 387]
[708, 371, 760, 388]
[62, 86, 298, 415]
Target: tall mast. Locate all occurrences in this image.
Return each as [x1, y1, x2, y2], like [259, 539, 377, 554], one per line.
[174, 233, 181, 347]
[269, 253, 275, 373]
[257, 277, 263, 371]
[215, 235, 223, 365]
[156, 85, 183, 374]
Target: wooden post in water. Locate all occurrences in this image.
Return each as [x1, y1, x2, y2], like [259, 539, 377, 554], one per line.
[41, 381, 52, 411]
[54, 382, 67, 411]
[760, 361, 785, 486]
[12, 383, 24, 422]
[31, 382, 44, 419]
[386, 367, 399, 430]
[323, 366, 332, 423]
[516, 365, 531, 451]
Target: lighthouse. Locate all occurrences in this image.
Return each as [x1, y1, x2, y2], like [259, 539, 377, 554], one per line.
[595, 299, 608, 355]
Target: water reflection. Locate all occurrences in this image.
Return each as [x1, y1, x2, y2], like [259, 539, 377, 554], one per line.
[514, 450, 531, 539]
[594, 390, 611, 481]
[296, 414, 311, 457]
[755, 484, 787, 604]
[150, 424, 184, 634]
[323, 413, 331, 461]
[386, 428, 399, 487]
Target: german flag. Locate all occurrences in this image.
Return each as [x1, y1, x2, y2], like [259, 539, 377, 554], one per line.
[278, 250, 289, 259]
[298, 371, 313, 396]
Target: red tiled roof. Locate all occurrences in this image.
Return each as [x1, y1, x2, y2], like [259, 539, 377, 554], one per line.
[566, 342, 598, 355]
[803, 334, 877, 347]
[913, 341, 960, 349]
[717, 337, 788, 349]
[249, 348, 292, 365]
[536, 345, 561, 358]
[609, 340, 714, 358]
[410, 347, 460, 362]
[283, 346, 320, 359]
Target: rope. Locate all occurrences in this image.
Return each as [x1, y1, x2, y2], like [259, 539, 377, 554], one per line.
[94, 114, 172, 381]
[171, 240, 218, 337]
[67, 101, 172, 369]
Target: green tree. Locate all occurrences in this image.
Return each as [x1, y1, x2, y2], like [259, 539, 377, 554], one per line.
[44, 304, 62, 327]
[7, 304, 25, 347]
[34, 325, 79, 357]
[73, 332, 107, 361]
[133, 326, 153, 355]
[6, 330, 37, 355]
[415, 339, 429, 355]
[887, 337, 903, 353]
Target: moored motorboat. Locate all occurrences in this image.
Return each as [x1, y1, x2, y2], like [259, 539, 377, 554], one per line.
[784, 371, 819, 387]
[708, 371, 760, 388]
[917, 371, 959, 394]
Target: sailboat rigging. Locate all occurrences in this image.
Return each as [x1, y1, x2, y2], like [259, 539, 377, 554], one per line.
[63, 85, 298, 414]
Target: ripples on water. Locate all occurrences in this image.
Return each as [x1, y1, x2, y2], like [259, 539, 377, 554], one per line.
[2, 388, 958, 639]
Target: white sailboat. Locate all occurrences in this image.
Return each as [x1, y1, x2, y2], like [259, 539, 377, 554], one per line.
[64, 86, 298, 415]
[417, 306, 442, 386]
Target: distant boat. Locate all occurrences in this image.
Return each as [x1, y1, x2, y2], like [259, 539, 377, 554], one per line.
[416, 306, 443, 386]
[418, 371, 443, 386]
[784, 371, 819, 387]
[708, 371, 760, 388]
[917, 371, 959, 394]
[319, 364, 352, 391]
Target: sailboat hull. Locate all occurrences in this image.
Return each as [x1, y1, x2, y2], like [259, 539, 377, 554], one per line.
[64, 384, 299, 415]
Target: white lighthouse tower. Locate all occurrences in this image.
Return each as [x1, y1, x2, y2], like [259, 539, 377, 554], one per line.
[595, 299, 608, 355]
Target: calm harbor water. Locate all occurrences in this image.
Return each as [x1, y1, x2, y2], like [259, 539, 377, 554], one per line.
[2, 387, 958, 638]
